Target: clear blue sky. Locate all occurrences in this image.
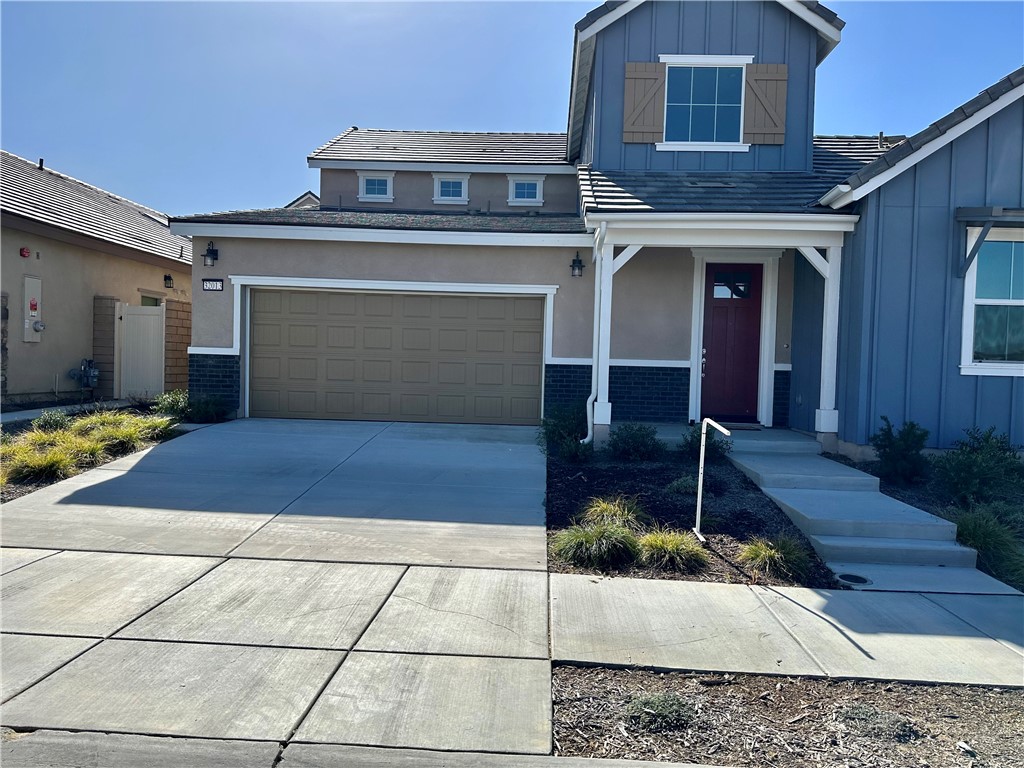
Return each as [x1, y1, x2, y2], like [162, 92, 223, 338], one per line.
[2, 1, 1021, 216]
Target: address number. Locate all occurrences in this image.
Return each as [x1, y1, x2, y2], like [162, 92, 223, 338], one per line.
[202, 279, 224, 292]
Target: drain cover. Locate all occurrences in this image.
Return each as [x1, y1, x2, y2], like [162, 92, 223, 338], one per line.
[836, 573, 871, 585]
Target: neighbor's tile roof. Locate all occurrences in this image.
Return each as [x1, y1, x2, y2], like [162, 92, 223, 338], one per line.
[0, 151, 191, 264]
[309, 128, 571, 165]
[171, 207, 588, 234]
[579, 135, 897, 214]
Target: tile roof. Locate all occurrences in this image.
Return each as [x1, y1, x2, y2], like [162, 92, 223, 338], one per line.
[580, 136, 895, 215]
[1, 151, 191, 264]
[171, 207, 588, 234]
[309, 128, 571, 166]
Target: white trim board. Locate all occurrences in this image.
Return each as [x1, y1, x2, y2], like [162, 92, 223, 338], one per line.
[309, 160, 577, 175]
[821, 84, 1024, 208]
[547, 358, 692, 368]
[170, 222, 594, 248]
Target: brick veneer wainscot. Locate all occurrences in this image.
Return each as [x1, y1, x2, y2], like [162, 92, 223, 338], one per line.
[188, 354, 240, 410]
[544, 364, 689, 422]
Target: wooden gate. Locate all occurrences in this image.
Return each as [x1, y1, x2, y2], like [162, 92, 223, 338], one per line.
[119, 303, 165, 398]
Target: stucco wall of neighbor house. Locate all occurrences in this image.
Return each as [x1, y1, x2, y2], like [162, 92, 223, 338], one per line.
[586, 0, 818, 172]
[837, 97, 1024, 449]
[1, 226, 191, 399]
[319, 170, 580, 213]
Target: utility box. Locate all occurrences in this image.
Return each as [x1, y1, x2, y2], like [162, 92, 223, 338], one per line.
[23, 276, 43, 342]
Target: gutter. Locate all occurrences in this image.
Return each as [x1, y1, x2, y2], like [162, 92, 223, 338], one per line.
[582, 222, 606, 445]
[818, 183, 853, 209]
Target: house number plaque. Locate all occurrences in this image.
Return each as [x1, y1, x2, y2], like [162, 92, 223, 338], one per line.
[202, 279, 224, 292]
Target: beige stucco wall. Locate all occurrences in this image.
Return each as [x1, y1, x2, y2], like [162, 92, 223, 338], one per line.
[319, 170, 579, 214]
[1, 225, 191, 398]
[610, 247, 692, 360]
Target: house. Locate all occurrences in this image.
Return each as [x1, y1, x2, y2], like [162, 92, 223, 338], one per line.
[170, 0, 1023, 452]
[1, 151, 193, 404]
[284, 191, 320, 209]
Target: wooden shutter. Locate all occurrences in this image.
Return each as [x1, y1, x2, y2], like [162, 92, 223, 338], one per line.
[743, 64, 787, 145]
[623, 62, 666, 143]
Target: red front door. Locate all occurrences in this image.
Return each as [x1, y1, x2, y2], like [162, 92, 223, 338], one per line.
[700, 263, 762, 422]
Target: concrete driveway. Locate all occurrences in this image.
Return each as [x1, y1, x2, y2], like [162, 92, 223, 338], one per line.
[1, 420, 552, 758]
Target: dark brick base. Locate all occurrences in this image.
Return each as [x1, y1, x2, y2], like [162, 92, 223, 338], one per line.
[543, 364, 592, 413]
[543, 364, 689, 422]
[188, 354, 240, 411]
[773, 369, 791, 428]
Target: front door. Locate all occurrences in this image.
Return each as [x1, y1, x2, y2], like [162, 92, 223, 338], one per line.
[701, 263, 762, 422]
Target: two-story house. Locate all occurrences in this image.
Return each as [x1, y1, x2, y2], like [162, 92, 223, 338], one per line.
[171, 0, 1023, 453]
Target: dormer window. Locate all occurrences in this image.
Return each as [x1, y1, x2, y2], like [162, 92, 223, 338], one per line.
[357, 171, 394, 202]
[656, 55, 752, 152]
[507, 175, 545, 207]
[433, 173, 469, 204]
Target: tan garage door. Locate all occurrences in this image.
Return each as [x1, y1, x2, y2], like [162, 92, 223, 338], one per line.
[248, 289, 544, 425]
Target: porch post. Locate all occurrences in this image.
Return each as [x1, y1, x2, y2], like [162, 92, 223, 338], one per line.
[593, 241, 615, 441]
[815, 244, 842, 434]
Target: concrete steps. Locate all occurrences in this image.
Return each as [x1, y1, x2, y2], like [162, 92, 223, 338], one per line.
[827, 562, 1021, 594]
[730, 452, 880, 491]
[811, 534, 977, 567]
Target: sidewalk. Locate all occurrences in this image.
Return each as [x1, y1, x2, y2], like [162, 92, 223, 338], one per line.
[1, 400, 134, 426]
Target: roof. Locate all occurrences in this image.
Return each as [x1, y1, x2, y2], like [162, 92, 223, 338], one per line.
[171, 207, 588, 235]
[575, 0, 844, 34]
[822, 66, 1024, 206]
[0, 151, 191, 264]
[580, 135, 894, 215]
[309, 128, 571, 166]
[284, 190, 320, 209]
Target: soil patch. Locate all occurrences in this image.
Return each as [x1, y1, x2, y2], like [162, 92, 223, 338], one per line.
[546, 453, 839, 588]
[553, 665, 1024, 767]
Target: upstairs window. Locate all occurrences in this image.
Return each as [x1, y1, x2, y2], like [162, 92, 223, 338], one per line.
[665, 66, 743, 143]
[433, 173, 469, 204]
[357, 171, 394, 202]
[507, 175, 545, 206]
[961, 228, 1024, 376]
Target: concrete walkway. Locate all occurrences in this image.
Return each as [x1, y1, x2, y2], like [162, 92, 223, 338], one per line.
[0, 399, 134, 426]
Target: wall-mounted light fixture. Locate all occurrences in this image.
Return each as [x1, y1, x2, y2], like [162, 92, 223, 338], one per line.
[203, 241, 219, 267]
[570, 252, 585, 278]
[164, 274, 174, 289]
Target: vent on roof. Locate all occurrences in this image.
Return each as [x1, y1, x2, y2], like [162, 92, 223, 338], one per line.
[680, 181, 735, 188]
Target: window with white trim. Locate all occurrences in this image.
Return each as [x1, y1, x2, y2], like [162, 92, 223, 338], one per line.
[357, 171, 395, 202]
[961, 227, 1024, 377]
[656, 55, 752, 153]
[432, 173, 469, 204]
[507, 175, 544, 206]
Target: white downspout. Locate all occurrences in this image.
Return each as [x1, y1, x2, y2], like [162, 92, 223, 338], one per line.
[582, 223, 605, 444]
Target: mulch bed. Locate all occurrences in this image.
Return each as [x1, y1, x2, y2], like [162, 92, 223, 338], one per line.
[546, 453, 839, 588]
[553, 665, 1024, 767]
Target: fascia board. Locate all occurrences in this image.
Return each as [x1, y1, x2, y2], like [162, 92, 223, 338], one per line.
[308, 159, 577, 175]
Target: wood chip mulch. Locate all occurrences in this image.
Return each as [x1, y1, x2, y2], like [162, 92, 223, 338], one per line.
[553, 665, 1024, 767]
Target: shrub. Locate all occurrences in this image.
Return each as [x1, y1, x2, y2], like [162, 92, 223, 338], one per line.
[31, 409, 74, 433]
[578, 496, 649, 530]
[186, 395, 230, 423]
[934, 427, 1023, 506]
[153, 389, 190, 420]
[954, 509, 1024, 591]
[538, 404, 589, 459]
[1, 432, 105, 483]
[867, 416, 930, 484]
[679, 425, 732, 462]
[550, 522, 640, 569]
[607, 422, 665, 461]
[839, 704, 920, 743]
[624, 693, 698, 733]
[638, 528, 709, 572]
[665, 474, 699, 495]
[738, 535, 812, 580]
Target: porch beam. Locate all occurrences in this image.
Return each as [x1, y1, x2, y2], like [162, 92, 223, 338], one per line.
[959, 221, 993, 277]
[815, 244, 842, 434]
[613, 244, 643, 274]
[594, 241, 615, 427]
[797, 245, 830, 279]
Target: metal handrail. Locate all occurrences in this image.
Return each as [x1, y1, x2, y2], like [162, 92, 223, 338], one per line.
[693, 417, 731, 542]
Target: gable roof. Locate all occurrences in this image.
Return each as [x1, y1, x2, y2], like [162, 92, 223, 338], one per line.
[308, 128, 571, 168]
[580, 135, 891, 215]
[0, 150, 191, 265]
[285, 190, 320, 209]
[821, 66, 1024, 209]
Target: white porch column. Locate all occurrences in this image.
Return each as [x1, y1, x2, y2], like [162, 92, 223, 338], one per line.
[593, 241, 615, 436]
[815, 244, 842, 434]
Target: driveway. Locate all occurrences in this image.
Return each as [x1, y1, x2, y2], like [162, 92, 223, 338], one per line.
[1, 420, 552, 757]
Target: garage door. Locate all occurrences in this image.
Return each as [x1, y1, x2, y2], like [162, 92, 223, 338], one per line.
[248, 289, 544, 425]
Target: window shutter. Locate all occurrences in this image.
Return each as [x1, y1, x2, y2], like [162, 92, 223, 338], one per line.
[623, 62, 666, 143]
[743, 64, 787, 145]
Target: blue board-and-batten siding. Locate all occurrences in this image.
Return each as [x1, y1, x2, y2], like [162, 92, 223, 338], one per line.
[837, 96, 1024, 449]
[586, 0, 818, 172]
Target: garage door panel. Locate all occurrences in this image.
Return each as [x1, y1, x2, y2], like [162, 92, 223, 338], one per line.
[249, 290, 543, 425]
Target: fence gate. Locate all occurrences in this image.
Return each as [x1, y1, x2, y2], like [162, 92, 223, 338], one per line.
[119, 303, 165, 398]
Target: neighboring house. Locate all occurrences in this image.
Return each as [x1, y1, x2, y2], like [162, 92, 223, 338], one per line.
[170, 0, 1023, 452]
[284, 191, 320, 209]
[1, 151, 193, 403]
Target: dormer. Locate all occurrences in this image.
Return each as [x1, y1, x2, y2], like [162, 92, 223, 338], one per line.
[567, 0, 845, 172]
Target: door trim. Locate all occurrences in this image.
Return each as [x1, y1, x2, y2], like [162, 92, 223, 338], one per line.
[688, 250, 781, 426]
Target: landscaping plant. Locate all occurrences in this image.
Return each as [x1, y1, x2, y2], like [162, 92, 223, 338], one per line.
[953, 507, 1024, 591]
[678, 425, 732, 461]
[607, 422, 665, 461]
[738, 535, 812, 580]
[538, 404, 592, 462]
[153, 389, 191, 420]
[550, 522, 640, 569]
[665, 474, 699, 495]
[638, 528, 709, 572]
[868, 416, 929, 484]
[578, 496, 650, 531]
[31, 409, 74, 433]
[624, 693, 699, 733]
[934, 426, 1023, 506]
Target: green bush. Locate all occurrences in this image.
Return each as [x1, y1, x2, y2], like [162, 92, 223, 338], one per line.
[31, 409, 74, 432]
[624, 693, 698, 733]
[935, 427, 1023, 506]
[188, 395, 231, 423]
[538, 404, 588, 456]
[607, 422, 665, 461]
[638, 528, 709, 572]
[738, 535, 812, 580]
[578, 496, 650, 531]
[868, 416, 930, 484]
[1, 432, 106, 483]
[153, 389, 190, 419]
[679, 425, 732, 462]
[550, 522, 640, 569]
[665, 474, 699, 495]
[954, 508, 1024, 591]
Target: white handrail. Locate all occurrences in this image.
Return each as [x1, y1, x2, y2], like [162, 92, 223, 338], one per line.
[693, 417, 731, 542]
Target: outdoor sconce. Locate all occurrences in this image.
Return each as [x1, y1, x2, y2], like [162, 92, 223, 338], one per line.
[203, 241, 219, 267]
[164, 274, 174, 289]
[570, 252, 585, 278]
